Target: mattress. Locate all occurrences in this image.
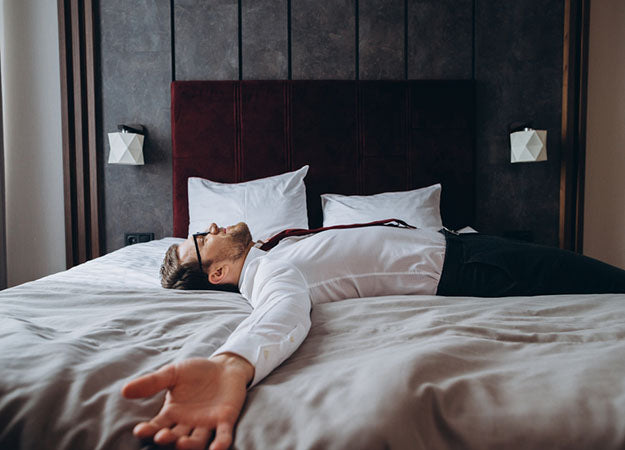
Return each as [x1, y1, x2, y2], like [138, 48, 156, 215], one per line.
[1, 238, 625, 449]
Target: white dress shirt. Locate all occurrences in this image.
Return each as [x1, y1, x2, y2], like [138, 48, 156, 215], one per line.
[213, 226, 446, 386]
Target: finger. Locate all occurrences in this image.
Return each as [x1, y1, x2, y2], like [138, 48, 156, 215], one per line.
[171, 424, 193, 437]
[122, 365, 176, 399]
[177, 427, 211, 450]
[154, 427, 179, 446]
[209, 422, 233, 450]
[154, 423, 192, 446]
[132, 415, 175, 439]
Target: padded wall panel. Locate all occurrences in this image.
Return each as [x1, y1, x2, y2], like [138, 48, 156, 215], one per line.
[362, 157, 407, 195]
[172, 82, 237, 162]
[291, 82, 359, 225]
[172, 80, 474, 236]
[411, 81, 474, 129]
[410, 129, 474, 230]
[240, 82, 289, 180]
[408, 81, 474, 230]
[361, 82, 406, 157]
[172, 82, 237, 236]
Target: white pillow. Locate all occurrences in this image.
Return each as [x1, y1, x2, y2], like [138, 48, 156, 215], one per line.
[188, 166, 309, 241]
[321, 183, 443, 229]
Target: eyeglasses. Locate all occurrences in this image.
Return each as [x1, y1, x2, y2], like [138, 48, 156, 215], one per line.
[192, 231, 209, 272]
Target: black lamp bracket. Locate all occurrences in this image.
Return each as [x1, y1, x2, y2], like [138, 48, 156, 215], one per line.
[508, 121, 534, 134]
[117, 124, 145, 135]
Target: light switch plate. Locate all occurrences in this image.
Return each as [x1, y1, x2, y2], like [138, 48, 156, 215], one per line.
[125, 232, 154, 246]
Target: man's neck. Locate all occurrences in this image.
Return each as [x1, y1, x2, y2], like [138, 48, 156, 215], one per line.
[233, 241, 256, 285]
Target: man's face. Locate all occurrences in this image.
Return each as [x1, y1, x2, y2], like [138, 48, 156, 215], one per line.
[178, 222, 253, 271]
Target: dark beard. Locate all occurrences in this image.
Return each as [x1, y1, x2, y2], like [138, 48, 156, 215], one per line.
[218, 224, 252, 262]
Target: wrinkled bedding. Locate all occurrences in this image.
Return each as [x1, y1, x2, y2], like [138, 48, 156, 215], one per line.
[1, 238, 625, 449]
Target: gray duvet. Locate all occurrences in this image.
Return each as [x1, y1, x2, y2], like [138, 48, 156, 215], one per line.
[1, 238, 625, 449]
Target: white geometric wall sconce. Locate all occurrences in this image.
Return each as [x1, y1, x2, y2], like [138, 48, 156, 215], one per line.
[509, 123, 547, 163]
[108, 124, 145, 165]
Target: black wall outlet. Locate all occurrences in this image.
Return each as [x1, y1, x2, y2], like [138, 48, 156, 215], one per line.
[125, 232, 154, 246]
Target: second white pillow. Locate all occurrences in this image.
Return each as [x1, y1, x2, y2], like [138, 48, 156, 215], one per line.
[321, 183, 443, 229]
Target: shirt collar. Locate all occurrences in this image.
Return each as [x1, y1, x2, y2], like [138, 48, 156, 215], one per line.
[238, 245, 266, 291]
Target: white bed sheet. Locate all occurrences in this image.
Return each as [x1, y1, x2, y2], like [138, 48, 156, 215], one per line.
[1, 239, 625, 449]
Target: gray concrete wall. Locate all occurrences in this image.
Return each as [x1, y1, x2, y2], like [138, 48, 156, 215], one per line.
[99, 0, 173, 251]
[98, 0, 564, 251]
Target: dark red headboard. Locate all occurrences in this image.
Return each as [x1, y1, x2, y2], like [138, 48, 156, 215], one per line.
[171, 80, 474, 238]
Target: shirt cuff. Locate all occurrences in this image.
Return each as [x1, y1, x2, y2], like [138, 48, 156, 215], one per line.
[211, 323, 308, 388]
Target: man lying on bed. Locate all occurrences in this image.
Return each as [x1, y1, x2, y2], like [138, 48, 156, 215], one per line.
[122, 221, 625, 450]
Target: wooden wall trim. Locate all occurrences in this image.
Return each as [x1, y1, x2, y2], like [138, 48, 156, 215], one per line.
[560, 0, 590, 251]
[0, 53, 6, 290]
[84, 0, 100, 258]
[57, 0, 101, 267]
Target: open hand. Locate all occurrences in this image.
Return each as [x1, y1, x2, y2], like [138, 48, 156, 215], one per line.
[122, 354, 254, 450]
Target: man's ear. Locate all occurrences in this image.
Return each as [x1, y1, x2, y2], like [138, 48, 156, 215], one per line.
[208, 263, 230, 285]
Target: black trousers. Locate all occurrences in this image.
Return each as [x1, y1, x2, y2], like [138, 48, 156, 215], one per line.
[436, 231, 625, 297]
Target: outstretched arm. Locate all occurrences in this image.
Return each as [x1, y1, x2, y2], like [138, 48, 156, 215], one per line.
[214, 261, 312, 387]
[122, 353, 254, 450]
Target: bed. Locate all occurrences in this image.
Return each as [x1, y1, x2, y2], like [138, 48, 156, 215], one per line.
[2, 80, 625, 450]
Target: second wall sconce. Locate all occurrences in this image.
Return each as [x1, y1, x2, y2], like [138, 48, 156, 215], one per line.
[108, 124, 145, 165]
[509, 122, 547, 163]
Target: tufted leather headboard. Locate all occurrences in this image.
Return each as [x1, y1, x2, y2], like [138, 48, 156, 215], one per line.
[171, 80, 474, 237]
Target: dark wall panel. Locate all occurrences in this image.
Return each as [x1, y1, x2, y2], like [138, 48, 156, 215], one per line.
[242, 0, 288, 79]
[240, 82, 289, 178]
[292, 0, 356, 79]
[359, 0, 404, 79]
[99, 0, 172, 252]
[475, 0, 564, 246]
[407, 0, 473, 79]
[174, 0, 238, 80]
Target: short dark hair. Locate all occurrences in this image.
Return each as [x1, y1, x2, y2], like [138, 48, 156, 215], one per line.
[160, 244, 239, 292]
